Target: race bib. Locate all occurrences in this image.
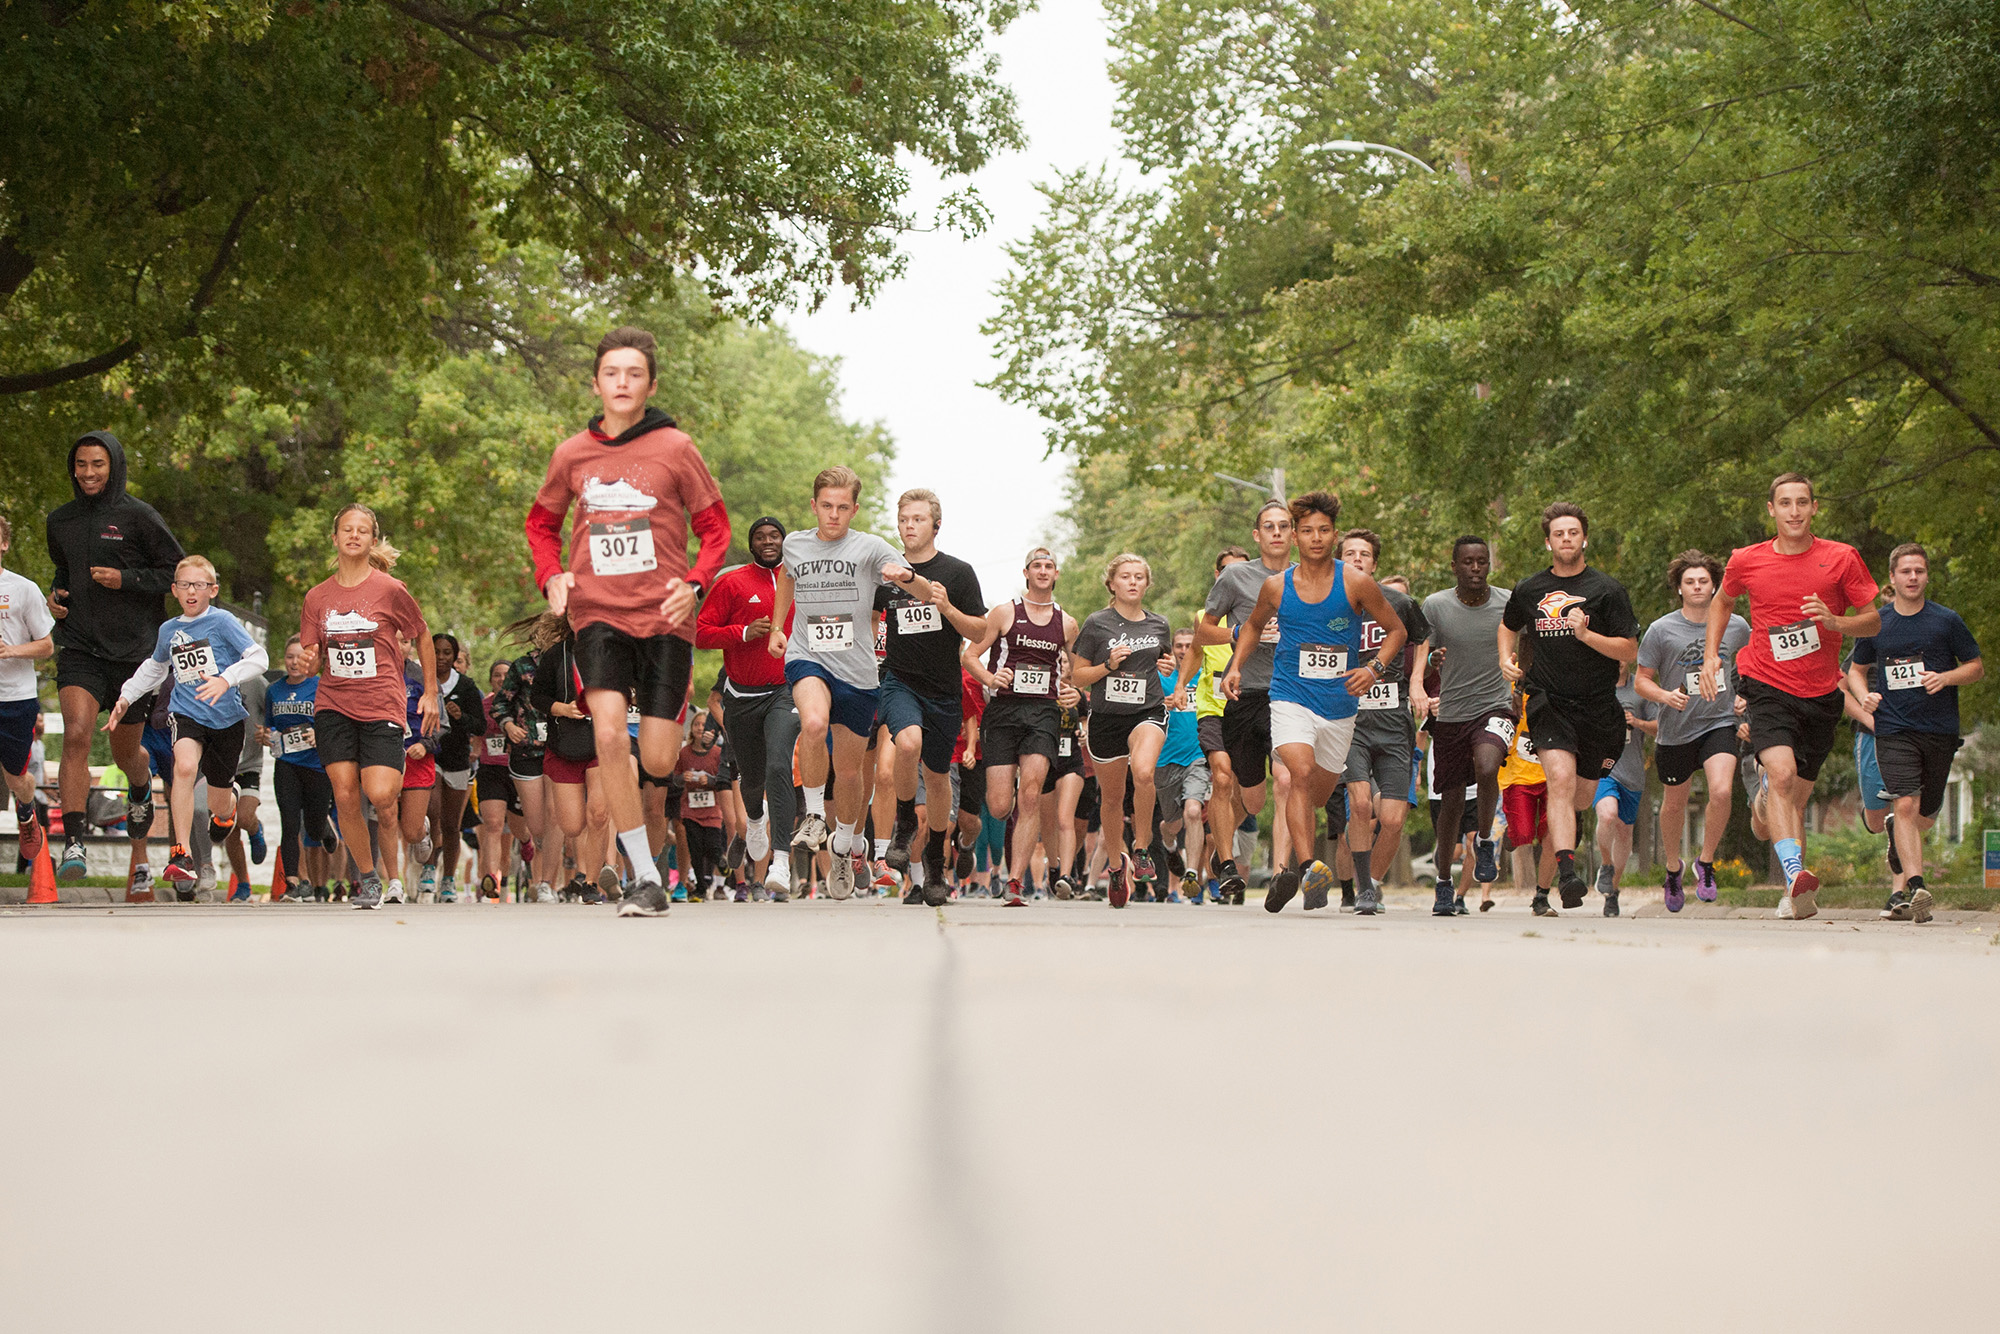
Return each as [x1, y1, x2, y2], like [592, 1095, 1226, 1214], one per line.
[276, 727, 315, 756]
[1884, 657, 1924, 691]
[1105, 674, 1148, 705]
[170, 638, 217, 686]
[588, 521, 656, 576]
[1358, 680, 1401, 711]
[1058, 735, 1073, 757]
[896, 602, 941, 635]
[1299, 645, 1347, 680]
[1485, 714, 1518, 746]
[529, 716, 547, 744]
[1686, 667, 1724, 696]
[807, 614, 856, 653]
[627, 702, 642, 728]
[1769, 620, 1820, 662]
[1012, 666, 1052, 697]
[1514, 730, 1538, 763]
[327, 639, 376, 680]
[686, 788, 716, 809]
[483, 734, 508, 758]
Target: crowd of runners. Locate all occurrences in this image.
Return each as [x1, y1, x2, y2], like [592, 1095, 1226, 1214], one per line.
[2, 327, 1983, 920]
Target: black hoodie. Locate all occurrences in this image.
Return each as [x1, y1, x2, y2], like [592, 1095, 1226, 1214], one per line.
[44, 431, 185, 662]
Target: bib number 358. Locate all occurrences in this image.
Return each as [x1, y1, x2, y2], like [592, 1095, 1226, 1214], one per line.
[1299, 645, 1347, 680]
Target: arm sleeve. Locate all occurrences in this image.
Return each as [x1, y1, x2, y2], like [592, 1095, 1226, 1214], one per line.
[46, 515, 69, 596]
[119, 656, 170, 705]
[1720, 548, 1747, 598]
[1073, 617, 1103, 663]
[687, 501, 731, 591]
[1501, 587, 1528, 631]
[1636, 624, 1662, 674]
[529, 657, 558, 713]
[394, 584, 429, 646]
[1203, 575, 1230, 619]
[525, 503, 567, 593]
[1402, 596, 1431, 646]
[298, 595, 320, 649]
[23, 592, 53, 639]
[694, 576, 741, 648]
[1842, 552, 1880, 614]
[1850, 635, 1878, 665]
[1605, 587, 1640, 639]
[221, 635, 269, 689]
[126, 503, 185, 596]
[1950, 614, 1981, 664]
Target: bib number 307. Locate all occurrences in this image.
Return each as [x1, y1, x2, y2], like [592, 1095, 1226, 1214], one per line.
[1769, 620, 1821, 662]
[589, 521, 657, 576]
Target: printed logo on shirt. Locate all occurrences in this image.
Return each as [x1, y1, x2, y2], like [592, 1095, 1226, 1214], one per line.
[1323, 616, 1351, 635]
[579, 478, 658, 513]
[98, 524, 124, 541]
[748, 595, 763, 605]
[323, 610, 380, 634]
[1534, 590, 1585, 633]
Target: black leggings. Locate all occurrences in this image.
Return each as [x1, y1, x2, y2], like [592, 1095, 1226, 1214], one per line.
[723, 684, 799, 838]
[273, 760, 335, 882]
[686, 821, 725, 889]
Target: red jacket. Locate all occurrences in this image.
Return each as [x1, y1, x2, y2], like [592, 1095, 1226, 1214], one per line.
[695, 562, 793, 690]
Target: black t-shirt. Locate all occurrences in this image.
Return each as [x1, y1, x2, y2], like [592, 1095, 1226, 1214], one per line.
[875, 549, 986, 700]
[1502, 566, 1639, 699]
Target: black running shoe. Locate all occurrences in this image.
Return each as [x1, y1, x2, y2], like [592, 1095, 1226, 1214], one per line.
[1880, 889, 1913, 921]
[618, 880, 671, 917]
[58, 836, 88, 882]
[1265, 869, 1300, 913]
[1164, 844, 1186, 879]
[724, 834, 746, 872]
[1531, 892, 1557, 917]
[923, 838, 949, 906]
[904, 884, 929, 905]
[954, 837, 975, 882]
[1432, 879, 1454, 917]
[1453, 895, 1469, 916]
[1558, 867, 1588, 910]
[1602, 889, 1620, 918]
[1340, 887, 1356, 911]
[1218, 860, 1247, 905]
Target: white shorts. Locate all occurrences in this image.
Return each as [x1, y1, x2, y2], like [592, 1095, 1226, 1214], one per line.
[438, 765, 472, 792]
[1269, 700, 1356, 775]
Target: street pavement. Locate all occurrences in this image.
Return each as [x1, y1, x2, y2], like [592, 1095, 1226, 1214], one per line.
[4, 893, 1996, 1332]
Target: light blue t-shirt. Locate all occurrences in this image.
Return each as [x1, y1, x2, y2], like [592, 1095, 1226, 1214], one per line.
[148, 608, 260, 727]
[1159, 668, 1202, 768]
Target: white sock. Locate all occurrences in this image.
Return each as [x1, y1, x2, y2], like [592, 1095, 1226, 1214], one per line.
[619, 828, 658, 883]
[804, 785, 826, 818]
[832, 821, 858, 856]
[770, 853, 792, 887]
[873, 837, 889, 859]
[744, 814, 770, 860]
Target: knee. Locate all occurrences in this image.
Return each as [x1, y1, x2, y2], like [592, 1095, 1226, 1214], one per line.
[1131, 763, 1156, 789]
[799, 712, 829, 742]
[894, 730, 921, 759]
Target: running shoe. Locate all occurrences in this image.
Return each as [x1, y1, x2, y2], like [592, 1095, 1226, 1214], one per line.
[129, 864, 153, 901]
[1356, 883, 1381, 917]
[1108, 857, 1131, 910]
[478, 873, 498, 901]
[1003, 878, 1027, 908]
[561, 873, 588, 901]
[1881, 889, 1913, 921]
[870, 861, 900, 892]
[164, 846, 198, 884]
[352, 873, 383, 910]
[1453, 895, 1469, 915]
[1053, 875, 1075, 901]
[1164, 844, 1186, 879]
[904, 882, 929, 905]
[725, 833, 746, 872]
[827, 848, 856, 900]
[1299, 860, 1335, 911]
[954, 837, 975, 882]
[126, 793, 153, 838]
[419, 861, 438, 897]
[597, 866, 620, 902]
[248, 823, 266, 864]
[1218, 861, 1247, 905]
[535, 880, 557, 904]
[1602, 889, 1620, 918]
[1340, 885, 1356, 911]
[1776, 891, 1797, 920]
[1432, 879, 1454, 917]
[410, 835, 434, 869]
[437, 885, 457, 904]
[669, 881, 688, 903]
[733, 886, 750, 903]
[1693, 860, 1719, 903]
[1180, 869, 1199, 902]
[1557, 867, 1588, 910]
[1664, 866, 1685, 913]
[277, 877, 308, 903]
[384, 878, 407, 905]
[58, 835, 88, 882]
[1479, 897, 1494, 912]
[1473, 836, 1499, 884]
[618, 880, 671, 917]
[1883, 813, 1903, 875]
[791, 813, 829, 852]
[1531, 892, 1557, 917]
[1786, 869, 1819, 920]
[767, 854, 793, 902]
[885, 812, 918, 873]
[195, 864, 217, 902]
[1132, 849, 1156, 885]
[1595, 862, 1617, 899]
[1265, 869, 1301, 914]
[1911, 886, 1934, 924]
[16, 810, 42, 865]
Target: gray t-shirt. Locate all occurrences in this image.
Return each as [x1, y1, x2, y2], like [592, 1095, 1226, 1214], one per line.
[1420, 586, 1513, 722]
[1073, 607, 1173, 714]
[236, 671, 268, 773]
[1637, 610, 1750, 748]
[1609, 683, 1657, 791]
[1354, 586, 1430, 744]
[1204, 558, 1289, 691]
[782, 528, 900, 689]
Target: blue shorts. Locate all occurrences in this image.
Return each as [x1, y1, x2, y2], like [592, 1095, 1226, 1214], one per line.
[783, 660, 878, 738]
[1854, 731, 1890, 812]
[142, 725, 175, 787]
[0, 698, 36, 776]
[1593, 776, 1641, 825]
[876, 672, 961, 774]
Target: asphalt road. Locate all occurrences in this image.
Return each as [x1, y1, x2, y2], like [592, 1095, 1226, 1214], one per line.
[5, 895, 1995, 1332]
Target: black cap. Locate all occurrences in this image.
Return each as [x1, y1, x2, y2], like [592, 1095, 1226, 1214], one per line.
[748, 516, 786, 540]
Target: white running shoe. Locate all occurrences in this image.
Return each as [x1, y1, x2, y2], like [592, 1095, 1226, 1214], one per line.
[535, 881, 556, 904]
[745, 815, 770, 862]
[826, 848, 856, 899]
[765, 854, 792, 899]
[411, 835, 434, 870]
[791, 813, 829, 852]
[383, 878, 406, 904]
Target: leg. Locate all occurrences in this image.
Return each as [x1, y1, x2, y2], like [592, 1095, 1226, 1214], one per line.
[478, 798, 511, 891]
[1697, 752, 1735, 864]
[438, 781, 469, 883]
[170, 738, 203, 848]
[1890, 794, 1932, 877]
[1276, 746, 1320, 874]
[1127, 727, 1164, 869]
[828, 724, 873, 831]
[1543, 749, 1583, 854]
[1434, 784, 1469, 885]
[1008, 754, 1052, 883]
[56, 685, 100, 820]
[1658, 781, 1692, 872]
[1370, 799, 1408, 884]
[1098, 757, 1131, 862]
[361, 766, 405, 884]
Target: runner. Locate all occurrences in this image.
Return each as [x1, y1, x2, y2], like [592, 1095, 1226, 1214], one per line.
[1634, 549, 1750, 912]
[1708, 473, 1880, 920]
[46, 431, 185, 881]
[263, 633, 333, 900]
[0, 515, 55, 869]
[221, 659, 267, 900]
[525, 326, 731, 918]
[1150, 628, 1210, 903]
[673, 711, 734, 900]
[875, 490, 987, 886]
[696, 516, 801, 898]
[108, 556, 268, 888]
[1499, 503, 1640, 912]
[428, 633, 487, 901]
[1848, 543, 1982, 923]
[1842, 655, 1904, 903]
[958, 547, 1077, 907]
[386, 641, 441, 904]
[1495, 689, 1553, 913]
[1038, 659, 1089, 899]
[768, 465, 927, 900]
[1194, 504, 1293, 904]
[298, 504, 436, 910]
[474, 660, 518, 899]
[1182, 546, 1248, 902]
[1411, 536, 1513, 913]
[1223, 492, 1403, 913]
[1588, 666, 1657, 916]
[528, 611, 623, 903]
[1336, 528, 1429, 915]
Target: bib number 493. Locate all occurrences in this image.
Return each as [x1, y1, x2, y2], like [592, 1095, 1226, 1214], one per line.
[328, 641, 376, 680]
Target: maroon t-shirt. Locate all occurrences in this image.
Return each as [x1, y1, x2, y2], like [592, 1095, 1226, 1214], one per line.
[299, 570, 428, 726]
[675, 743, 726, 828]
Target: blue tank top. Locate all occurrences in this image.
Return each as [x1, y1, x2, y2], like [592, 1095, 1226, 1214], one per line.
[1269, 563, 1364, 720]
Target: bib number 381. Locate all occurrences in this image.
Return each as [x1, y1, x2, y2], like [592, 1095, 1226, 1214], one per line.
[1769, 620, 1821, 662]
[588, 521, 657, 576]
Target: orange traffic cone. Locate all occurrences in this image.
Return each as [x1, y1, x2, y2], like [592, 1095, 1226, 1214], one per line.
[26, 834, 57, 904]
[269, 847, 286, 902]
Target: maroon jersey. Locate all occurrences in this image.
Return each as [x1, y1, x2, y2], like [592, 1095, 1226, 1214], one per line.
[994, 599, 1065, 701]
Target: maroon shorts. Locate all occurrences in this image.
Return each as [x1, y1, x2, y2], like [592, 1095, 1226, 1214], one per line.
[1502, 782, 1548, 848]
[401, 753, 437, 791]
[543, 750, 600, 786]
[1430, 711, 1517, 791]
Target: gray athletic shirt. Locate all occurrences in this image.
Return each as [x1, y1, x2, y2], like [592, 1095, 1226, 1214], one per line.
[1609, 683, 1657, 791]
[1204, 558, 1290, 691]
[1637, 610, 1750, 747]
[1420, 586, 1513, 722]
[782, 528, 901, 689]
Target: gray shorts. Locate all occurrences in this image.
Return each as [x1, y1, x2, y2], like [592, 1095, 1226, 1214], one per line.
[1155, 757, 1212, 814]
[1343, 721, 1415, 803]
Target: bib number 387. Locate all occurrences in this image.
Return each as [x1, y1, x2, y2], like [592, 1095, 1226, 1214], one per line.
[1769, 620, 1821, 662]
[1104, 674, 1147, 705]
[589, 521, 657, 576]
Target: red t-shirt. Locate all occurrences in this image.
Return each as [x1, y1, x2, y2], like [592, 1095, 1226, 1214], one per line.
[532, 422, 726, 642]
[952, 669, 987, 766]
[1721, 536, 1878, 697]
[675, 743, 725, 828]
[299, 570, 428, 726]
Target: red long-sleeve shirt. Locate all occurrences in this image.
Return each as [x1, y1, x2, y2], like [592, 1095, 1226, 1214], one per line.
[695, 561, 793, 690]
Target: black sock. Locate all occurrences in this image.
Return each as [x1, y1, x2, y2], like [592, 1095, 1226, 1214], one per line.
[1340, 878, 1353, 894]
[1556, 848, 1575, 874]
[1906, 874, 1926, 892]
[895, 797, 917, 828]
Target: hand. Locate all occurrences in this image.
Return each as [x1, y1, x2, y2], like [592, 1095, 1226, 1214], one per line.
[884, 562, 914, 585]
[89, 566, 123, 590]
[1499, 653, 1524, 684]
[1222, 666, 1241, 701]
[256, 726, 271, 747]
[1565, 605, 1589, 635]
[504, 721, 528, 744]
[544, 571, 575, 616]
[1733, 695, 1747, 716]
[1410, 685, 1434, 720]
[1922, 671, 1948, 695]
[299, 642, 321, 676]
[1801, 594, 1836, 624]
[1662, 687, 1689, 711]
[1859, 691, 1882, 713]
[745, 616, 772, 640]
[48, 588, 67, 620]
[551, 701, 585, 719]
[963, 737, 979, 766]
[1106, 644, 1132, 669]
[1697, 659, 1721, 702]
[103, 697, 128, 731]
[659, 577, 697, 628]
[406, 742, 428, 761]
[1622, 708, 1636, 727]
[445, 700, 462, 721]
[1171, 687, 1193, 710]
[991, 666, 1014, 690]
[766, 629, 787, 659]
[1736, 722, 1751, 743]
[1057, 682, 1080, 708]
[1344, 662, 1380, 698]
[419, 692, 440, 736]
[927, 582, 953, 611]
[195, 674, 230, 705]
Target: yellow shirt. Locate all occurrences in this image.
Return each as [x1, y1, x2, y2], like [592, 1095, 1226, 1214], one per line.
[1194, 643, 1232, 719]
[1497, 706, 1545, 789]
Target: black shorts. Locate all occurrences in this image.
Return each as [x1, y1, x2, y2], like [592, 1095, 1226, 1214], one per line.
[1196, 713, 1225, 758]
[168, 714, 247, 790]
[1079, 775, 1102, 833]
[476, 765, 522, 816]
[574, 623, 692, 720]
[1656, 726, 1741, 786]
[313, 709, 407, 772]
[56, 650, 155, 719]
[509, 750, 545, 780]
[1740, 677, 1843, 782]
[1086, 706, 1168, 764]
[234, 769, 262, 792]
[1526, 692, 1627, 779]
[1049, 730, 1085, 781]
[1220, 691, 1272, 787]
[1430, 710, 1515, 792]
[1876, 730, 1961, 818]
[983, 695, 1059, 767]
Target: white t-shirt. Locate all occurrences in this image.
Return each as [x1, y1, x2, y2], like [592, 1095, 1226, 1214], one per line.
[0, 569, 55, 702]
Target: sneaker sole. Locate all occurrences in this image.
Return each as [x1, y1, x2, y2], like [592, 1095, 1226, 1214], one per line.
[1789, 871, 1820, 920]
[1299, 863, 1334, 911]
[616, 900, 669, 917]
[1911, 888, 1934, 924]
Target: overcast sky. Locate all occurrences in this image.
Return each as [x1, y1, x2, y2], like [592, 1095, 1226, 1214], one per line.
[783, 0, 1125, 606]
